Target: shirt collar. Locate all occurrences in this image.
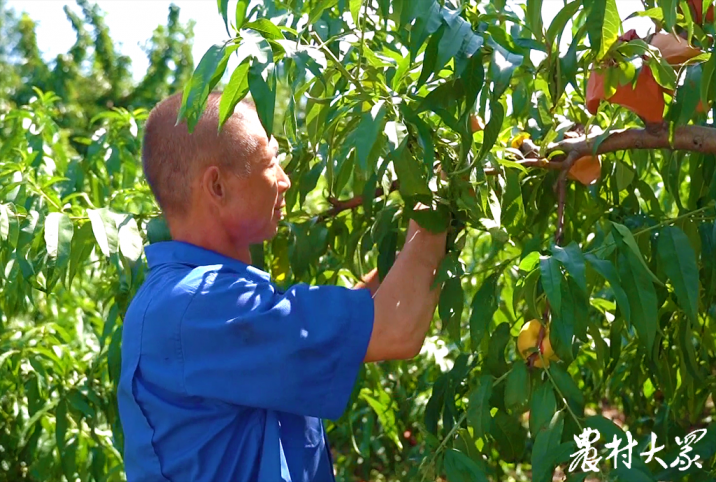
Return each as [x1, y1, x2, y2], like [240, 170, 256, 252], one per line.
[145, 241, 271, 282]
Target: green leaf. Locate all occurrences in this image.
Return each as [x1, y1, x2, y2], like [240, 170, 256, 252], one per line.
[462, 52, 485, 111]
[248, 60, 276, 138]
[44, 212, 73, 270]
[217, 0, 230, 34]
[353, 101, 387, 172]
[491, 411, 526, 462]
[435, 12, 475, 77]
[308, 0, 339, 25]
[114, 214, 143, 266]
[485, 322, 511, 376]
[178, 44, 231, 132]
[661, 0, 677, 30]
[504, 361, 530, 413]
[587, 0, 620, 60]
[552, 242, 587, 293]
[219, 60, 251, 128]
[469, 273, 499, 351]
[657, 226, 699, 324]
[526, 0, 544, 42]
[235, 0, 250, 29]
[0, 203, 9, 241]
[611, 222, 663, 286]
[546, 1, 581, 47]
[540, 255, 562, 314]
[585, 254, 631, 323]
[439, 276, 464, 343]
[410, 204, 450, 233]
[244, 19, 284, 40]
[392, 137, 430, 197]
[68, 222, 95, 288]
[476, 100, 504, 163]
[349, 0, 362, 25]
[532, 412, 565, 482]
[618, 249, 658, 355]
[443, 449, 488, 482]
[87, 208, 118, 257]
[418, 24, 445, 87]
[467, 374, 493, 439]
[701, 52, 716, 107]
[548, 363, 585, 416]
[530, 381, 557, 435]
[359, 388, 403, 450]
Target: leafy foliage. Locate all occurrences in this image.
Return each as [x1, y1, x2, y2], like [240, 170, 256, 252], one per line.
[2, 0, 716, 481]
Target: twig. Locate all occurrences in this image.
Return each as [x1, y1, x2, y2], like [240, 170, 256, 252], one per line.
[311, 32, 367, 96]
[317, 180, 399, 221]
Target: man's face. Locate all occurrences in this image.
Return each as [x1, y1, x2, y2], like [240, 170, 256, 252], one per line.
[220, 113, 291, 246]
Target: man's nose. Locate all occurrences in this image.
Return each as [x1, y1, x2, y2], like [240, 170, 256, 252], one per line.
[278, 165, 291, 191]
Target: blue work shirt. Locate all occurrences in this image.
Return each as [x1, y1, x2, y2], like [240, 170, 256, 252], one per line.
[117, 241, 374, 482]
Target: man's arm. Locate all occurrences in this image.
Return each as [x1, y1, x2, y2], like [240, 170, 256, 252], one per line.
[364, 219, 447, 362]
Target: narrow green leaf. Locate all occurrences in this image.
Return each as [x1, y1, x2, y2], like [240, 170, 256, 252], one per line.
[532, 412, 565, 482]
[439, 276, 464, 343]
[701, 52, 716, 107]
[68, 222, 95, 288]
[526, 0, 544, 42]
[0, 204, 9, 241]
[587, 0, 619, 60]
[661, 0, 677, 30]
[618, 249, 658, 354]
[462, 52, 484, 111]
[392, 137, 430, 197]
[585, 254, 631, 323]
[467, 374, 493, 439]
[248, 60, 276, 138]
[546, 1, 581, 47]
[469, 273, 499, 351]
[308, 0, 339, 25]
[476, 100, 504, 163]
[611, 222, 663, 286]
[244, 19, 284, 40]
[44, 212, 73, 270]
[530, 381, 557, 435]
[87, 208, 118, 257]
[349, 0, 362, 25]
[219, 61, 251, 128]
[491, 411, 527, 462]
[217, 0, 230, 34]
[548, 363, 585, 416]
[444, 449, 489, 482]
[353, 102, 387, 172]
[360, 388, 403, 450]
[235, 0, 250, 29]
[552, 242, 587, 293]
[657, 226, 699, 324]
[540, 256, 562, 314]
[115, 214, 144, 266]
[504, 361, 530, 413]
[178, 44, 230, 132]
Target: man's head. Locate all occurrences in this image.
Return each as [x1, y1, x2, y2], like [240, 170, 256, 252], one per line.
[142, 92, 291, 260]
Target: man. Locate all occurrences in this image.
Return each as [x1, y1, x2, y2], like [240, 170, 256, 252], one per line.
[117, 92, 447, 482]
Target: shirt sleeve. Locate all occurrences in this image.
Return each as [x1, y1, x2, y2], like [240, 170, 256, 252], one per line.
[180, 277, 374, 420]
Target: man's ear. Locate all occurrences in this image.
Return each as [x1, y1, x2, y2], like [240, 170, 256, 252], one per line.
[202, 165, 225, 206]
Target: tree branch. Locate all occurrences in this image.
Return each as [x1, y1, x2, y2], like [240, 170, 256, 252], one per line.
[317, 180, 399, 221]
[546, 125, 716, 160]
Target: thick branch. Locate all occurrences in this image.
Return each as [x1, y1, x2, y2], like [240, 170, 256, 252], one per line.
[546, 125, 716, 160]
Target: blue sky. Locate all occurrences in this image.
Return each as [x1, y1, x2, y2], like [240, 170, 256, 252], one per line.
[9, 0, 651, 81]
